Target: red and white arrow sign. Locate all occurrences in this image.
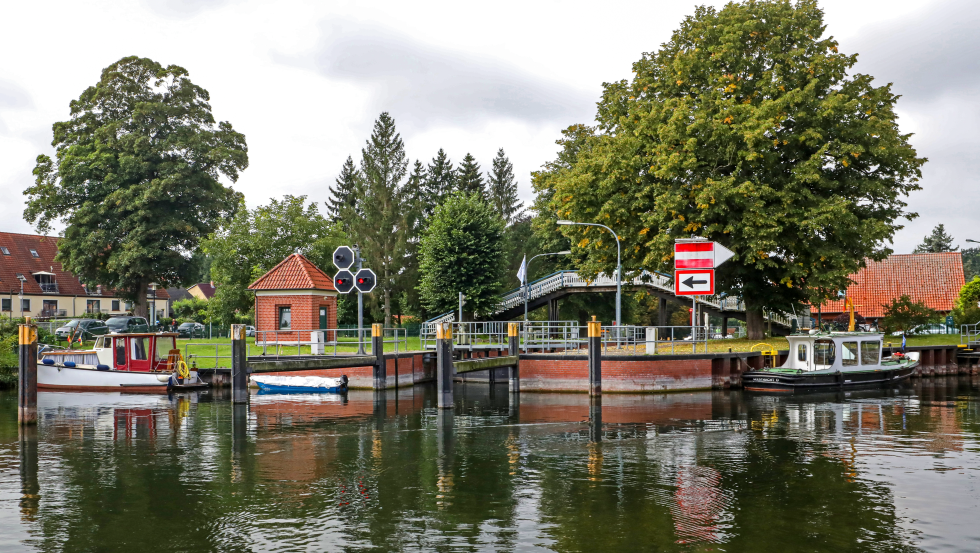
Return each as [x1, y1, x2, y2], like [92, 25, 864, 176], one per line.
[674, 240, 735, 269]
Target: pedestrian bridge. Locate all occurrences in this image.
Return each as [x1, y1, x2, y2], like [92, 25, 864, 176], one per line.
[428, 270, 800, 329]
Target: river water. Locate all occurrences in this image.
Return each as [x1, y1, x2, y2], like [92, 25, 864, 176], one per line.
[1, 378, 979, 552]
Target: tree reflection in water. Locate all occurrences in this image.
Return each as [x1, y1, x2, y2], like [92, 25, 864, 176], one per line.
[0, 377, 978, 551]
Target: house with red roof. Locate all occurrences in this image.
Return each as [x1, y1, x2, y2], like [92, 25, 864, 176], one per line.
[816, 253, 965, 323]
[248, 253, 338, 344]
[0, 231, 170, 320]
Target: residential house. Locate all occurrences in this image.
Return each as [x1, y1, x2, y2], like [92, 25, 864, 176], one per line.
[816, 252, 965, 324]
[0, 231, 170, 320]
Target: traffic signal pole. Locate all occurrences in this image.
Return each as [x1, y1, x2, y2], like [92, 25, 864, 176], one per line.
[356, 246, 365, 355]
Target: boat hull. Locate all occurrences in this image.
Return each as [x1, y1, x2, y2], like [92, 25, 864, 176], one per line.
[255, 383, 347, 394]
[38, 364, 204, 394]
[742, 363, 917, 393]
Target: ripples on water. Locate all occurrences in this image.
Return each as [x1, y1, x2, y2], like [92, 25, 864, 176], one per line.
[2, 377, 980, 552]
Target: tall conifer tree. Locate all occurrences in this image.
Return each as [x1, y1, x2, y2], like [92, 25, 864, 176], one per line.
[456, 153, 485, 197]
[326, 156, 361, 228]
[423, 149, 456, 219]
[348, 113, 409, 327]
[486, 148, 524, 225]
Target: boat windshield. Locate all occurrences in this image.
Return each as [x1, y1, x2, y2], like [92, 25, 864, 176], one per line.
[861, 341, 881, 365]
[841, 342, 859, 366]
[814, 340, 835, 368]
[154, 336, 174, 361]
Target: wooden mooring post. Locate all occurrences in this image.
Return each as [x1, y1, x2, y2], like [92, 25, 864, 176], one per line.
[508, 323, 520, 394]
[18, 321, 38, 425]
[231, 324, 248, 404]
[437, 322, 453, 409]
[588, 319, 602, 397]
[372, 324, 385, 390]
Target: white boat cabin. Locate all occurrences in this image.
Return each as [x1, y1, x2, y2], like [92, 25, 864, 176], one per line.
[780, 332, 884, 372]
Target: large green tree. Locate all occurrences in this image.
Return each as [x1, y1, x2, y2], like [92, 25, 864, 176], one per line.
[913, 223, 958, 253]
[423, 149, 456, 220]
[326, 156, 361, 228]
[486, 148, 524, 225]
[456, 153, 485, 197]
[538, 0, 924, 338]
[419, 192, 505, 317]
[348, 113, 410, 327]
[203, 195, 344, 325]
[24, 56, 247, 317]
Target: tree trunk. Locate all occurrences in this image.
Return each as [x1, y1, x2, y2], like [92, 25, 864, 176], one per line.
[132, 281, 149, 319]
[745, 301, 765, 340]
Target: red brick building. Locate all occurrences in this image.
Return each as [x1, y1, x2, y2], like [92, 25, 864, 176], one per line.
[816, 252, 965, 322]
[248, 254, 338, 343]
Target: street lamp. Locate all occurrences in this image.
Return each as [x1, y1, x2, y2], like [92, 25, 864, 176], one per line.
[557, 220, 623, 327]
[17, 275, 26, 319]
[523, 250, 572, 321]
[149, 282, 159, 329]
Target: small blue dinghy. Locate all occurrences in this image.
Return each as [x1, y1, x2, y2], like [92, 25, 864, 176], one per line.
[252, 375, 348, 394]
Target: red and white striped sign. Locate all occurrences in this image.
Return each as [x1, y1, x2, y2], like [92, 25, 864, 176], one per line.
[674, 240, 735, 269]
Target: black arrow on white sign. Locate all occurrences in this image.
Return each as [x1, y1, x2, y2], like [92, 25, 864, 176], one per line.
[682, 276, 708, 288]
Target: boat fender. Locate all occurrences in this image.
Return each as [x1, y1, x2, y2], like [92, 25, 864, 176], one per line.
[156, 374, 171, 383]
[96, 364, 110, 371]
[41, 358, 55, 365]
[340, 374, 349, 387]
[64, 361, 76, 368]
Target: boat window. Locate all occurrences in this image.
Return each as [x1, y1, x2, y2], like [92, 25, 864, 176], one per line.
[155, 337, 173, 361]
[797, 344, 807, 362]
[814, 340, 835, 366]
[130, 337, 148, 361]
[861, 341, 881, 365]
[841, 341, 859, 366]
[115, 339, 126, 366]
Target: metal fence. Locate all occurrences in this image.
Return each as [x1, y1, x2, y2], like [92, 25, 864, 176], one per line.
[962, 322, 980, 345]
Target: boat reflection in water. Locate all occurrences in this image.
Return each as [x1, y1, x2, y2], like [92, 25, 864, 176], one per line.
[2, 377, 979, 552]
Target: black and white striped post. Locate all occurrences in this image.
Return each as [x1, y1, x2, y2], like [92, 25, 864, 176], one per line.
[18, 320, 38, 425]
[437, 322, 453, 409]
[587, 319, 602, 397]
[372, 323, 385, 390]
[231, 324, 248, 404]
[508, 322, 520, 394]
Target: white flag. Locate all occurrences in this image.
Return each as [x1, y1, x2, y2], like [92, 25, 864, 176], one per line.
[517, 255, 527, 285]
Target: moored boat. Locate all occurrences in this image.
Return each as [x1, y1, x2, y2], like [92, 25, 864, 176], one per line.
[252, 375, 348, 394]
[742, 331, 918, 393]
[38, 333, 207, 393]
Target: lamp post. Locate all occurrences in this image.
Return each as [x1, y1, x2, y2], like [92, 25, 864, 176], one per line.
[557, 220, 622, 327]
[17, 275, 26, 319]
[523, 250, 571, 321]
[149, 282, 159, 329]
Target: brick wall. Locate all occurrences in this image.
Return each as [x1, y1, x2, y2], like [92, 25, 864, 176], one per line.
[255, 293, 337, 342]
[519, 355, 714, 393]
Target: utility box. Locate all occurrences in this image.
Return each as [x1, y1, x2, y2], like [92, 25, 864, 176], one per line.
[646, 327, 657, 355]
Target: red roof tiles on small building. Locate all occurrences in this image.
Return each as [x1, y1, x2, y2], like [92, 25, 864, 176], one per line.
[0, 232, 87, 295]
[248, 254, 336, 291]
[817, 253, 965, 319]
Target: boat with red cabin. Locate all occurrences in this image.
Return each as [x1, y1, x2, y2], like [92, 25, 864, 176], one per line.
[37, 332, 207, 393]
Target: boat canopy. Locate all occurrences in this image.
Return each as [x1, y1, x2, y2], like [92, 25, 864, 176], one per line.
[779, 332, 883, 373]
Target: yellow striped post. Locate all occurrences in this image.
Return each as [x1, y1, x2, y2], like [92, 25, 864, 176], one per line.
[372, 323, 386, 390]
[508, 323, 520, 393]
[587, 320, 602, 397]
[437, 322, 454, 408]
[18, 321, 38, 425]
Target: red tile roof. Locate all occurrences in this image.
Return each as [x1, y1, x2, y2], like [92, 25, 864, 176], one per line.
[0, 231, 170, 299]
[817, 253, 965, 318]
[0, 232, 86, 295]
[248, 254, 336, 291]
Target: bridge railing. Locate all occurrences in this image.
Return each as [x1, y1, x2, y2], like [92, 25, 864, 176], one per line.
[962, 322, 980, 344]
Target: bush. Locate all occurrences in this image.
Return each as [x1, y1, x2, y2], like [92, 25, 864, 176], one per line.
[953, 277, 980, 326]
[881, 295, 940, 335]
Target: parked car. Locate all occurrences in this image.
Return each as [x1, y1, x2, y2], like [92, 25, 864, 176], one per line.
[245, 325, 256, 337]
[178, 322, 206, 338]
[55, 319, 109, 341]
[105, 316, 150, 334]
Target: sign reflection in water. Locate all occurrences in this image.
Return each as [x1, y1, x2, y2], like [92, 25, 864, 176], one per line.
[1, 378, 979, 551]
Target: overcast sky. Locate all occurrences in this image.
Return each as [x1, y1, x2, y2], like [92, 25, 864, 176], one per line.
[1, 0, 975, 252]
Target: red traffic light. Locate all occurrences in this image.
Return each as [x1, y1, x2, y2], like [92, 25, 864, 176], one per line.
[333, 270, 355, 294]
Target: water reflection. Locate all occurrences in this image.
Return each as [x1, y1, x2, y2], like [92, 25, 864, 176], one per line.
[0, 378, 979, 551]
